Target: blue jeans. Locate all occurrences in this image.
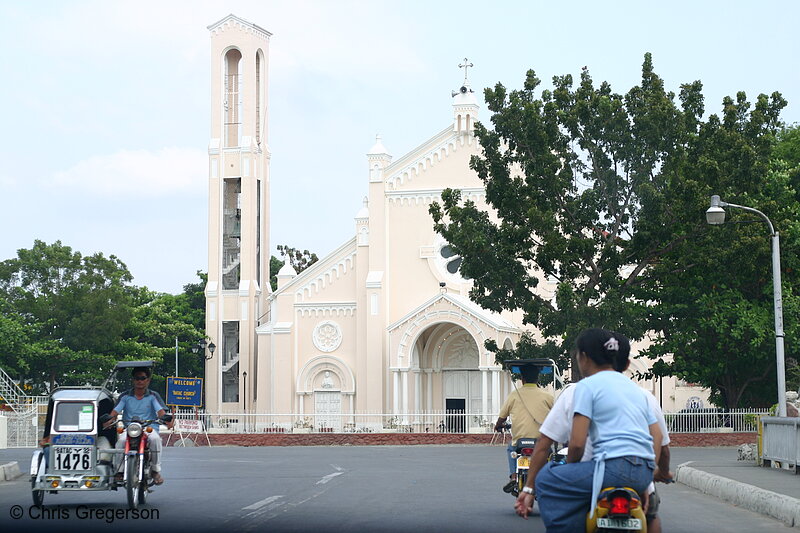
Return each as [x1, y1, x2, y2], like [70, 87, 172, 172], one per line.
[535, 456, 655, 533]
[507, 442, 515, 476]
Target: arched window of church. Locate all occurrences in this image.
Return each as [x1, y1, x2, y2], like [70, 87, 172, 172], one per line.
[224, 48, 243, 147]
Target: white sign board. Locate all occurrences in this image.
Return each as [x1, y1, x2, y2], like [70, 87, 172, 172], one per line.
[175, 419, 204, 434]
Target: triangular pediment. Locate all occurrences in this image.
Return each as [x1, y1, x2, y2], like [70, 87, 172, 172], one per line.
[272, 237, 357, 300]
[387, 292, 519, 334]
[207, 14, 272, 37]
[383, 126, 482, 191]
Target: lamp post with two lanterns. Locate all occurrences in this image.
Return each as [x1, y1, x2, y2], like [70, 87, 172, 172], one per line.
[191, 338, 216, 360]
[705, 195, 787, 417]
[192, 339, 216, 410]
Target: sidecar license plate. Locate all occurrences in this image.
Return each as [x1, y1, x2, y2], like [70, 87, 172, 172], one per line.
[517, 457, 530, 468]
[596, 517, 641, 530]
[53, 446, 92, 471]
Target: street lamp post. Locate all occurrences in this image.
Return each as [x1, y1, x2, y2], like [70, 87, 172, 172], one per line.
[192, 339, 216, 411]
[242, 371, 247, 410]
[706, 195, 787, 417]
[191, 338, 216, 360]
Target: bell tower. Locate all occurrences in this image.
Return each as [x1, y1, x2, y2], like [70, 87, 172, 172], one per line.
[205, 14, 271, 411]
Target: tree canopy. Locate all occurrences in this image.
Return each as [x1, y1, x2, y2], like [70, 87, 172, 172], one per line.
[0, 241, 206, 396]
[430, 54, 798, 407]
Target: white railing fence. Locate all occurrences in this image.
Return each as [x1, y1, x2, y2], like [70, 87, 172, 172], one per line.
[171, 410, 497, 435]
[664, 408, 770, 433]
[168, 408, 772, 435]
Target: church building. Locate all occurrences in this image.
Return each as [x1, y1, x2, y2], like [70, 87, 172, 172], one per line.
[202, 14, 710, 422]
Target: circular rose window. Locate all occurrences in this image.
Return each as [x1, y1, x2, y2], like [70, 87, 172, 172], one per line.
[312, 321, 342, 352]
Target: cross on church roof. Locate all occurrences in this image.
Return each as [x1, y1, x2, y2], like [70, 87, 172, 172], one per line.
[458, 58, 473, 84]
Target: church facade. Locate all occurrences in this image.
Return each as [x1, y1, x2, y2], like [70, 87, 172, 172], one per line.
[203, 15, 709, 421]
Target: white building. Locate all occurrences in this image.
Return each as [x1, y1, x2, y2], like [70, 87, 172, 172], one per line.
[203, 14, 709, 420]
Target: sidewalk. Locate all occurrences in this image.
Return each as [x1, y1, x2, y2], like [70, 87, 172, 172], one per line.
[673, 447, 800, 527]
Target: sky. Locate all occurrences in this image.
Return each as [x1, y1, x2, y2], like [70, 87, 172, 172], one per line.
[1, 0, 798, 294]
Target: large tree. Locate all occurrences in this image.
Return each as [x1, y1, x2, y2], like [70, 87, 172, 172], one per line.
[643, 121, 800, 408]
[0, 240, 135, 392]
[0, 242, 208, 396]
[430, 55, 797, 406]
[121, 272, 206, 397]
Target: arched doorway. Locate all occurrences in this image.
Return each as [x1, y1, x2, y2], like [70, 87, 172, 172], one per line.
[411, 323, 486, 430]
[314, 371, 342, 432]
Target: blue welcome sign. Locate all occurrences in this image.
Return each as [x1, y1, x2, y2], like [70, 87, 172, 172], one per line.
[166, 377, 203, 407]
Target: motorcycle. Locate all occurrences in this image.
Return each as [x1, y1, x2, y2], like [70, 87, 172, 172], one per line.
[30, 360, 171, 510]
[508, 437, 537, 497]
[549, 447, 646, 532]
[586, 486, 647, 532]
[105, 414, 173, 509]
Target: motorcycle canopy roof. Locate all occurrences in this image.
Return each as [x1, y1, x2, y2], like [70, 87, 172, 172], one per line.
[114, 360, 155, 370]
[502, 358, 555, 376]
[101, 360, 156, 391]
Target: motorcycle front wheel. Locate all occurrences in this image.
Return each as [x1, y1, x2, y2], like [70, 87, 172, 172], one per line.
[126, 458, 140, 509]
[138, 456, 149, 505]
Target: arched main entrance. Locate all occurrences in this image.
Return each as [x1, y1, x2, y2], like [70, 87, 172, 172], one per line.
[387, 293, 521, 428]
[410, 323, 487, 429]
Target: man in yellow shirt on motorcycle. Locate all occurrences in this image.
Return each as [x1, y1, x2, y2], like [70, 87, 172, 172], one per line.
[494, 362, 554, 494]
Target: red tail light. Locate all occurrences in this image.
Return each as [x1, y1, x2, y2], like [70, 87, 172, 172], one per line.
[521, 448, 534, 456]
[609, 495, 631, 515]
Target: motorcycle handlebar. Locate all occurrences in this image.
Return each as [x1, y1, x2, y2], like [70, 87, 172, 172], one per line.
[124, 416, 172, 427]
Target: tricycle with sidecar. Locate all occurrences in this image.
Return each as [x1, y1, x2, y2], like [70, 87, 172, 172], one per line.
[30, 360, 172, 509]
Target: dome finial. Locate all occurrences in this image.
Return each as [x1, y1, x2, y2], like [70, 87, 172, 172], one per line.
[368, 134, 390, 155]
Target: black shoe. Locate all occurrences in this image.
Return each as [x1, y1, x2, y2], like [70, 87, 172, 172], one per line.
[502, 479, 517, 493]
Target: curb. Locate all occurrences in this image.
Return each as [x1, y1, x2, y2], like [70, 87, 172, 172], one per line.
[675, 461, 800, 527]
[0, 461, 22, 482]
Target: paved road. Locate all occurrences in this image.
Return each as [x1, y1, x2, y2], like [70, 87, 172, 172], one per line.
[0, 446, 789, 532]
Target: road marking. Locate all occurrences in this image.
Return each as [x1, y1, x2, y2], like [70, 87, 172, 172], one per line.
[316, 471, 344, 484]
[242, 495, 284, 510]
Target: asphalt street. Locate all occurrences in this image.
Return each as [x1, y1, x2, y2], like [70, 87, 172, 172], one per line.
[0, 445, 790, 532]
